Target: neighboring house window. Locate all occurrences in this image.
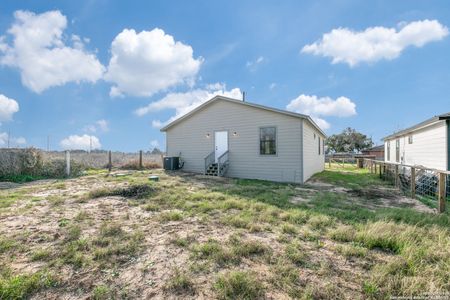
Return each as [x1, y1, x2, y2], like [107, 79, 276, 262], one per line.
[260, 127, 276, 155]
[318, 137, 321, 155]
[408, 135, 413, 144]
[387, 142, 390, 161]
[395, 139, 400, 162]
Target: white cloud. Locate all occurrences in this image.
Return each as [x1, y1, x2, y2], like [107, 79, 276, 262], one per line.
[0, 10, 105, 93]
[151, 120, 164, 129]
[105, 28, 202, 97]
[0, 132, 7, 145]
[0, 132, 26, 147]
[269, 83, 276, 90]
[287, 94, 356, 117]
[246, 56, 264, 71]
[311, 117, 330, 130]
[0, 94, 19, 123]
[135, 83, 241, 128]
[60, 134, 101, 151]
[302, 19, 448, 66]
[84, 119, 109, 133]
[14, 137, 26, 145]
[96, 119, 109, 132]
[286, 94, 356, 131]
[150, 140, 160, 148]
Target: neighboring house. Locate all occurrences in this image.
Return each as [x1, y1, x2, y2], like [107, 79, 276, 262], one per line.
[161, 96, 326, 183]
[362, 145, 385, 161]
[383, 113, 450, 170]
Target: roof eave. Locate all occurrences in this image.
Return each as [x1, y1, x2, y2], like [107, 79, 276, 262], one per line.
[160, 95, 327, 136]
[382, 117, 442, 140]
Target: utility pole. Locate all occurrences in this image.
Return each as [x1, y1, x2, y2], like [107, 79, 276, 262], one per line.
[47, 135, 50, 152]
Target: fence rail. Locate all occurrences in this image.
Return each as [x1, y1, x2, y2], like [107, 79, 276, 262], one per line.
[361, 158, 449, 213]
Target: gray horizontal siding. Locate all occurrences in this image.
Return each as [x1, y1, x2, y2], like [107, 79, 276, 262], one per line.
[302, 120, 325, 181]
[166, 99, 303, 183]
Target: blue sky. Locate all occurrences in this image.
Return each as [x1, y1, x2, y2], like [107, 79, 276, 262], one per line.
[0, 0, 449, 151]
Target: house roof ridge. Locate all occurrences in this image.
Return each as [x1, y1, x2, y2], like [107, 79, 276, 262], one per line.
[160, 95, 326, 136]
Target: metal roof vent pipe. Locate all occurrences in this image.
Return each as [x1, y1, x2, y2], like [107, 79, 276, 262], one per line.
[242, 91, 246, 102]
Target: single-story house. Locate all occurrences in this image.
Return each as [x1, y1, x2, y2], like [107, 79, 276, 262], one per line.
[383, 112, 450, 170]
[362, 145, 385, 161]
[160, 95, 326, 183]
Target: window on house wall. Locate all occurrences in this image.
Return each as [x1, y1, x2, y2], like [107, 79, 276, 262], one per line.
[318, 137, 321, 155]
[260, 127, 276, 155]
[395, 139, 400, 162]
[408, 135, 413, 144]
[387, 142, 390, 161]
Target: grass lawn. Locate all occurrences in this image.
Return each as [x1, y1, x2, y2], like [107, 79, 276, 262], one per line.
[0, 165, 449, 299]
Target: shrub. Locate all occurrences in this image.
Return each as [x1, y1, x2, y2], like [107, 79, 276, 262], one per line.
[0, 148, 86, 181]
[40, 159, 85, 178]
[89, 184, 155, 199]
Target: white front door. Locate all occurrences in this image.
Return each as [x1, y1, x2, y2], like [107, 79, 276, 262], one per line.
[215, 131, 228, 162]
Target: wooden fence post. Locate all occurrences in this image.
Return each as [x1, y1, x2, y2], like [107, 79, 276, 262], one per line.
[139, 150, 143, 169]
[379, 162, 382, 178]
[438, 172, 446, 213]
[394, 165, 399, 187]
[108, 150, 112, 172]
[65, 150, 70, 177]
[410, 167, 416, 198]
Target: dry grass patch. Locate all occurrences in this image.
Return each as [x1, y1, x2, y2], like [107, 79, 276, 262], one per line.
[164, 268, 196, 295]
[214, 271, 265, 300]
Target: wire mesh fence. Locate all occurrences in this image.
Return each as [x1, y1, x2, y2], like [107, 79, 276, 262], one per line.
[362, 159, 449, 213]
[42, 150, 163, 170]
[0, 148, 164, 180]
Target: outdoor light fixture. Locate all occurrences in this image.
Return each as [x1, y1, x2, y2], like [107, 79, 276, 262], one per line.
[233, 131, 238, 136]
[206, 133, 210, 138]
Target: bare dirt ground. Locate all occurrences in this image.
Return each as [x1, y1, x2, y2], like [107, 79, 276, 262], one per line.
[301, 179, 435, 213]
[0, 169, 448, 299]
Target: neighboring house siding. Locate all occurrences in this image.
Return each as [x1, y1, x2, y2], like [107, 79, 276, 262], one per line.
[448, 120, 450, 171]
[302, 120, 325, 182]
[384, 121, 447, 170]
[166, 100, 304, 183]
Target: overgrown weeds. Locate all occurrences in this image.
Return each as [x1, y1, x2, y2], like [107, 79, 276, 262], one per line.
[0, 270, 57, 299]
